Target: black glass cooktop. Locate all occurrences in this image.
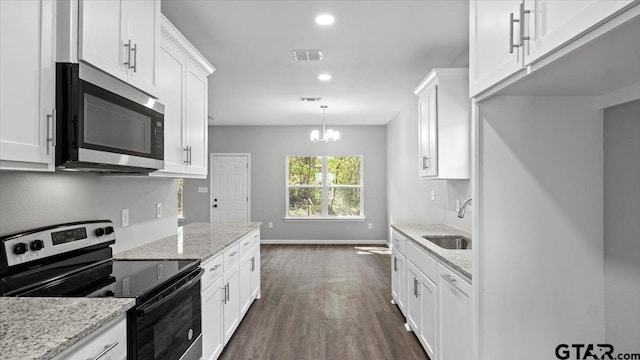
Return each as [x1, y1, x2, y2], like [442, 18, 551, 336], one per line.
[4, 258, 199, 299]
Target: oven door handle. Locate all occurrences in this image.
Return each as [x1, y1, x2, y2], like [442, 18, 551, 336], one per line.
[136, 268, 204, 317]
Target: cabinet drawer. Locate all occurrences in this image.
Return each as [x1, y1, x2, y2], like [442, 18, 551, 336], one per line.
[201, 254, 223, 292]
[392, 230, 407, 256]
[438, 263, 471, 296]
[223, 243, 240, 270]
[53, 315, 127, 360]
[239, 229, 260, 259]
[407, 241, 437, 283]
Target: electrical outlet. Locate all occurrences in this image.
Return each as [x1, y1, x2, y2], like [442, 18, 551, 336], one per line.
[431, 190, 436, 201]
[456, 200, 461, 212]
[268, 222, 273, 229]
[367, 223, 373, 230]
[121, 208, 129, 227]
[156, 203, 163, 219]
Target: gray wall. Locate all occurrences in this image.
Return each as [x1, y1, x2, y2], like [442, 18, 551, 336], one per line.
[477, 96, 604, 360]
[0, 172, 178, 253]
[184, 125, 388, 241]
[385, 99, 472, 233]
[603, 100, 640, 353]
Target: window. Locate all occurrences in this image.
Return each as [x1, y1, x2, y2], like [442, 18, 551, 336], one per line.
[177, 178, 184, 219]
[286, 155, 363, 219]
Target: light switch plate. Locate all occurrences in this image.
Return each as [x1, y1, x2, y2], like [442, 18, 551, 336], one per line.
[431, 190, 436, 201]
[121, 208, 129, 227]
[156, 203, 162, 219]
[367, 223, 373, 229]
[268, 222, 273, 229]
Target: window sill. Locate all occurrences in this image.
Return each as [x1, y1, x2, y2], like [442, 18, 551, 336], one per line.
[284, 216, 365, 222]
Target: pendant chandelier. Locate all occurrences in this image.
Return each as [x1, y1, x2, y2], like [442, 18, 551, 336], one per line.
[310, 105, 340, 143]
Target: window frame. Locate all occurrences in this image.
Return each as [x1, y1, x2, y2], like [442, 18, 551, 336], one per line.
[285, 155, 365, 221]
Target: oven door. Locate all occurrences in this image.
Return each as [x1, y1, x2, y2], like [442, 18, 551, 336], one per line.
[132, 268, 203, 360]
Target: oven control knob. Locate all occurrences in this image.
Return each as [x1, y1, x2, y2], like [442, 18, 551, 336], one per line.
[30, 239, 44, 251]
[95, 228, 105, 237]
[104, 226, 114, 235]
[13, 243, 28, 255]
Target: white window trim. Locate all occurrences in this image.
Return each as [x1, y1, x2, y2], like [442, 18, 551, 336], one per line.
[285, 155, 364, 220]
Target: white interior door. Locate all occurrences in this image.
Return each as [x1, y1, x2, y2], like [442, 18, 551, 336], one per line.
[210, 154, 249, 222]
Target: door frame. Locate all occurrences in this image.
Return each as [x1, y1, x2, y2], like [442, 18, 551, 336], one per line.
[209, 153, 251, 222]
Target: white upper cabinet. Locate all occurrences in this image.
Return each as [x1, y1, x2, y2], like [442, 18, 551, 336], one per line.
[414, 68, 470, 180]
[0, 0, 56, 172]
[152, 15, 214, 179]
[79, 0, 159, 97]
[470, 0, 637, 97]
[523, 0, 635, 64]
[469, 0, 523, 97]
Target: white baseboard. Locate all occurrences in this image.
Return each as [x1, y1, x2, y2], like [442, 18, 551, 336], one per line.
[260, 239, 388, 245]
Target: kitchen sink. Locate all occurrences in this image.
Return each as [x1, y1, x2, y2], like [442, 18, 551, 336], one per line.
[422, 235, 472, 250]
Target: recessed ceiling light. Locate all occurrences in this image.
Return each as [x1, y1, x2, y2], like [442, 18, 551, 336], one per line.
[315, 14, 335, 26]
[318, 73, 332, 81]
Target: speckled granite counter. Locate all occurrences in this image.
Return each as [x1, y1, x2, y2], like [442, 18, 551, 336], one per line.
[0, 297, 134, 360]
[115, 222, 261, 261]
[391, 224, 472, 281]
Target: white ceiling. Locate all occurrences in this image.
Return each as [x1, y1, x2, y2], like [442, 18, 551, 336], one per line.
[161, 1, 469, 126]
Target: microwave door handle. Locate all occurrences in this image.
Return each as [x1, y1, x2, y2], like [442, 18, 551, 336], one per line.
[136, 268, 204, 317]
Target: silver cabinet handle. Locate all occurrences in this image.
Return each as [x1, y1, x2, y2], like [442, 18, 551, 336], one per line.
[86, 341, 119, 360]
[210, 264, 221, 271]
[222, 285, 226, 304]
[184, 147, 190, 164]
[509, 12, 521, 54]
[46, 109, 56, 154]
[393, 257, 397, 272]
[414, 277, 419, 297]
[124, 40, 132, 68]
[131, 43, 137, 73]
[251, 257, 255, 271]
[442, 273, 457, 284]
[244, 241, 250, 246]
[229, 251, 238, 257]
[422, 156, 429, 170]
[520, 2, 531, 44]
[189, 146, 192, 165]
[225, 283, 230, 302]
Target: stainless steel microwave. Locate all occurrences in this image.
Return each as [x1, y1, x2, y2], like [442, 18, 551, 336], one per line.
[55, 63, 164, 173]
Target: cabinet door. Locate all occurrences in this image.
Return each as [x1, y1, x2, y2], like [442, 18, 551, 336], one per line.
[438, 267, 472, 360]
[419, 275, 437, 360]
[78, 0, 127, 82]
[239, 253, 252, 317]
[523, 0, 635, 64]
[406, 263, 421, 333]
[156, 35, 186, 174]
[250, 248, 261, 300]
[184, 61, 208, 176]
[0, 0, 55, 171]
[470, 0, 523, 96]
[223, 262, 240, 345]
[122, 0, 159, 96]
[202, 277, 224, 360]
[418, 85, 438, 177]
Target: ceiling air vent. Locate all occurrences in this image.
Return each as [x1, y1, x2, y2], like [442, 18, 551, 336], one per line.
[292, 49, 323, 61]
[300, 97, 323, 102]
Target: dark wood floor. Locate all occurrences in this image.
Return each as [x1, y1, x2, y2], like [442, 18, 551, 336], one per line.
[219, 244, 428, 360]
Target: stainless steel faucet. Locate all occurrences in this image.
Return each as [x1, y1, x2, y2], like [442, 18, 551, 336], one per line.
[457, 198, 472, 218]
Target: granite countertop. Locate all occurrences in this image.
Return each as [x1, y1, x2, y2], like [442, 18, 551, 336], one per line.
[115, 222, 262, 261]
[0, 297, 134, 360]
[391, 224, 472, 281]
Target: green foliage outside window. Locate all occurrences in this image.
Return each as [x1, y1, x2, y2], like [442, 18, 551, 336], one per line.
[287, 156, 362, 217]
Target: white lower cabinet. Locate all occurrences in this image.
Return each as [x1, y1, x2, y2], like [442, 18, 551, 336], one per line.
[438, 264, 472, 360]
[53, 315, 127, 360]
[395, 228, 471, 360]
[391, 248, 407, 315]
[202, 276, 224, 360]
[201, 230, 261, 359]
[406, 261, 437, 360]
